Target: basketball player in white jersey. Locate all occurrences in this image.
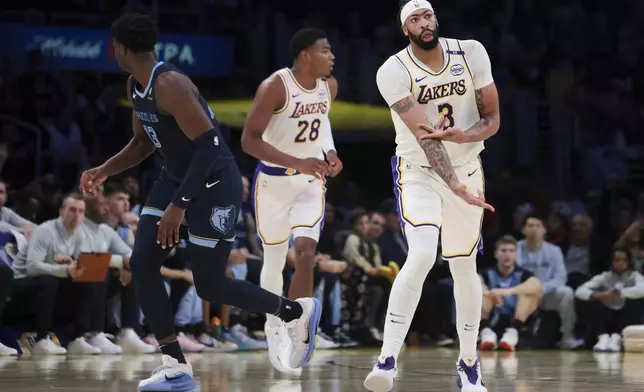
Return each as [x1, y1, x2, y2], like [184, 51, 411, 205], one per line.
[241, 28, 341, 375]
[363, 1, 500, 391]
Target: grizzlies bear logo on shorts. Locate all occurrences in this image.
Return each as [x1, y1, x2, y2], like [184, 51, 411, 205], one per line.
[210, 205, 236, 234]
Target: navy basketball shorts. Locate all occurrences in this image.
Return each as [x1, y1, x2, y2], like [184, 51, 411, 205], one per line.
[140, 164, 242, 248]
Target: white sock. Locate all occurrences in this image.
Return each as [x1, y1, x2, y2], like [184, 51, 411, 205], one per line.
[380, 226, 439, 360]
[261, 241, 289, 326]
[449, 254, 482, 362]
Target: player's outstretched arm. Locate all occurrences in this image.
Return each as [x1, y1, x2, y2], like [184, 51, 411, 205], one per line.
[100, 76, 156, 176]
[241, 76, 329, 177]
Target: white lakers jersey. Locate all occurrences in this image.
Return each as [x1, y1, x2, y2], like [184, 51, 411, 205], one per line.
[262, 68, 332, 167]
[376, 38, 494, 167]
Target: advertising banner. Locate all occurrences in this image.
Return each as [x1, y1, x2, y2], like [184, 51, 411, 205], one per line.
[0, 23, 234, 76]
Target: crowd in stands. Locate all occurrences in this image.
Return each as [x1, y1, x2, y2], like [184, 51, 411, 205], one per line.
[0, 0, 644, 358]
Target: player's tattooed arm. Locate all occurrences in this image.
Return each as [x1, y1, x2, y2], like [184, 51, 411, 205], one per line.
[463, 83, 500, 142]
[391, 96, 458, 185]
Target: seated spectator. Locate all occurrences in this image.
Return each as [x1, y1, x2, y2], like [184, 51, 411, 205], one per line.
[103, 182, 135, 246]
[516, 214, 584, 348]
[0, 178, 36, 236]
[479, 235, 543, 351]
[342, 208, 390, 344]
[575, 248, 644, 352]
[80, 193, 154, 354]
[376, 199, 407, 268]
[8, 193, 100, 355]
[565, 214, 594, 289]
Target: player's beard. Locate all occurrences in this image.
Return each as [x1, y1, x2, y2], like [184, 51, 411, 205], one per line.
[409, 25, 440, 50]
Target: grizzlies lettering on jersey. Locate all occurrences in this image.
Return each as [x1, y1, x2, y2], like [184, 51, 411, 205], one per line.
[130, 61, 234, 179]
[261, 68, 332, 167]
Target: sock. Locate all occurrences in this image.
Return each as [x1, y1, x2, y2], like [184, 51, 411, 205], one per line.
[261, 242, 289, 326]
[480, 319, 489, 330]
[449, 255, 482, 362]
[381, 226, 439, 360]
[275, 298, 303, 322]
[159, 340, 187, 364]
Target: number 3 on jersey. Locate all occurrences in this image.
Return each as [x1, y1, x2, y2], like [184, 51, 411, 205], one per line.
[294, 119, 321, 143]
[143, 125, 162, 148]
[437, 103, 455, 128]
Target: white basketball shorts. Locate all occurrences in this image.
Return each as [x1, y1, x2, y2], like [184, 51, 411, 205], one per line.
[252, 163, 326, 245]
[391, 155, 484, 259]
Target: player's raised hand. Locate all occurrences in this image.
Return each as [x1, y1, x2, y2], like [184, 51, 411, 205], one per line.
[157, 203, 185, 249]
[448, 182, 495, 212]
[325, 151, 343, 177]
[294, 158, 330, 179]
[418, 127, 468, 144]
[80, 166, 109, 196]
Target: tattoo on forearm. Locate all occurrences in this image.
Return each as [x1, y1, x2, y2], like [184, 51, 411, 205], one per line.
[419, 138, 458, 185]
[465, 88, 498, 139]
[391, 96, 414, 114]
[391, 97, 458, 184]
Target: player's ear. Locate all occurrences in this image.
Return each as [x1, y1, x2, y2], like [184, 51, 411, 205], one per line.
[401, 24, 409, 37]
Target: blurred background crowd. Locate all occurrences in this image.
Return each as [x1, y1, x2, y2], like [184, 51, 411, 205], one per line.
[0, 0, 643, 357]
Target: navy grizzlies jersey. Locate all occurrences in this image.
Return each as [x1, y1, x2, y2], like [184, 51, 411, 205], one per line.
[130, 61, 234, 179]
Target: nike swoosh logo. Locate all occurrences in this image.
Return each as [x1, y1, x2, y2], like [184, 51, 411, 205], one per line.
[292, 93, 300, 98]
[165, 374, 185, 382]
[182, 197, 191, 202]
[468, 168, 478, 177]
[206, 180, 220, 188]
[415, 76, 427, 82]
[308, 178, 316, 183]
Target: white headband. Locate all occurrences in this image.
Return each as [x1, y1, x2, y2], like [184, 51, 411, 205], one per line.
[400, 0, 434, 25]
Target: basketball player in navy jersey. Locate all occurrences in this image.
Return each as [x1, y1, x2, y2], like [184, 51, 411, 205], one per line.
[80, 13, 322, 392]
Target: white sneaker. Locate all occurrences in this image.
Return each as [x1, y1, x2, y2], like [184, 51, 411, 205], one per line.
[594, 334, 610, 351]
[88, 333, 123, 355]
[456, 358, 487, 392]
[560, 335, 584, 349]
[31, 337, 67, 355]
[608, 333, 622, 352]
[317, 333, 340, 350]
[364, 355, 397, 392]
[138, 355, 196, 392]
[285, 298, 322, 368]
[67, 337, 102, 355]
[118, 329, 156, 354]
[266, 323, 302, 377]
[479, 328, 497, 351]
[499, 328, 519, 351]
[0, 342, 18, 356]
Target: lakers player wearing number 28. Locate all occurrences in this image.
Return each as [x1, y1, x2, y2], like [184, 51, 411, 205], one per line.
[241, 28, 340, 375]
[364, 1, 499, 392]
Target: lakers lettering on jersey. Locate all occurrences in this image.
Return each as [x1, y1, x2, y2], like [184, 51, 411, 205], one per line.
[376, 38, 494, 167]
[262, 68, 332, 167]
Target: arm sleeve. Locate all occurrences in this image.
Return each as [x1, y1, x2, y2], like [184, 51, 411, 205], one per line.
[376, 56, 413, 107]
[575, 273, 606, 300]
[541, 246, 568, 293]
[25, 226, 68, 278]
[460, 39, 494, 89]
[621, 272, 644, 299]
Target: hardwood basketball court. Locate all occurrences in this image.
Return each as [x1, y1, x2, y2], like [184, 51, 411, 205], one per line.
[0, 348, 641, 391]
